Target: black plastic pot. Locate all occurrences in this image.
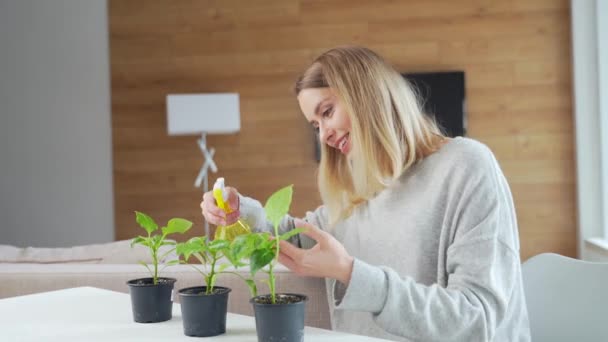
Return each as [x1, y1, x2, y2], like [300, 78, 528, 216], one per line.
[250, 293, 308, 342]
[178, 286, 231, 337]
[126, 277, 176, 323]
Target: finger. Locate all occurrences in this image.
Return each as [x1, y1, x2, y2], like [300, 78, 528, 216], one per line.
[207, 215, 226, 226]
[202, 208, 226, 226]
[293, 218, 314, 231]
[205, 202, 226, 218]
[294, 219, 326, 243]
[225, 210, 240, 225]
[278, 252, 298, 272]
[226, 187, 240, 209]
[279, 240, 304, 259]
[202, 191, 214, 202]
[203, 191, 227, 216]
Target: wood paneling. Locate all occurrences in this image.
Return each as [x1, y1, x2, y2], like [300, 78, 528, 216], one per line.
[109, 0, 575, 260]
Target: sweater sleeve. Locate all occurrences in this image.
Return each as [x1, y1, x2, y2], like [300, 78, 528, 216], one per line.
[238, 194, 328, 250]
[331, 150, 522, 341]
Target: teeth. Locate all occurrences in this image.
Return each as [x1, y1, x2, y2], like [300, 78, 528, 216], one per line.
[339, 136, 347, 150]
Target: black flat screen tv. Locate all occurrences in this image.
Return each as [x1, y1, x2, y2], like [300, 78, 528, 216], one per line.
[313, 71, 466, 161]
[403, 71, 466, 137]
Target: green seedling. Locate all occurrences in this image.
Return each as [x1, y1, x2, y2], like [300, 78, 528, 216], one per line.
[131, 211, 193, 285]
[175, 236, 232, 295]
[226, 185, 304, 303]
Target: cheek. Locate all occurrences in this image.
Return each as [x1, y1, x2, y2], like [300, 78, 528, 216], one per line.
[342, 112, 352, 131]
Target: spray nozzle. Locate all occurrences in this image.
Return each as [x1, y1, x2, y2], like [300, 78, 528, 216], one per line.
[213, 177, 228, 201]
[213, 177, 231, 212]
[210, 177, 251, 240]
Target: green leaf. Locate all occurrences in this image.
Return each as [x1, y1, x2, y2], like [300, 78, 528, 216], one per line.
[261, 232, 280, 250]
[252, 232, 271, 248]
[250, 249, 275, 275]
[130, 236, 147, 248]
[259, 238, 275, 251]
[217, 263, 231, 273]
[189, 236, 208, 246]
[233, 260, 248, 268]
[230, 234, 249, 256]
[135, 211, 158, 234]
[151, 234, 163, 251]
[279, 227, 306, 241]
[193, 252, 209, 265]
[245, 279, 257, 297]
[224, 248, 247, 268]
[264, 185, 293, 229]
[176, 240, 205, 260]
[175, 242, 187, 256]
[222, 247, 236, 265]
[164, 259, 180, 266]
[208, 239, 230, 252]
[162, 218, 193, 235]
[230, 233, 258, 260]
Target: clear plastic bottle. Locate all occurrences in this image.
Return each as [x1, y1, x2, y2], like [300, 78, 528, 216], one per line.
[212, 177, 251, 241]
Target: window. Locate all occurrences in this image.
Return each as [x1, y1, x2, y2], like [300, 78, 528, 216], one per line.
[571, 0, 608, 258]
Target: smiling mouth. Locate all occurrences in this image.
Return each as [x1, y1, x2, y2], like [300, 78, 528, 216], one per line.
[337, 134, 350, 153]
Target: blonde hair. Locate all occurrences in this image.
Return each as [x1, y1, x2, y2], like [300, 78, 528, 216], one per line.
[294, 46, 445, 225]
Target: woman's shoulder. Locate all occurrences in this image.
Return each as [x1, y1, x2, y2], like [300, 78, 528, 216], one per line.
[412, 136, 502, 185]
[433, 136, 498, 169]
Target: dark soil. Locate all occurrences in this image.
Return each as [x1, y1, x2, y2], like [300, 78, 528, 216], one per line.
[133, 277, 174, 286]
[253, 294, 306, 305]
[181, 287, 230, 296]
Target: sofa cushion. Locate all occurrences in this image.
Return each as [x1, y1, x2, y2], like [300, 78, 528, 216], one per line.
[0, 263, 331, 329]
[0, 240, 177, 264]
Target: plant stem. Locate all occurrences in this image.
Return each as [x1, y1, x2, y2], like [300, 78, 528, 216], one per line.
[226, 272, 257, 298]
[207, 254, 217, 295]
[273, 225, 280, 258]
[152, 250, 158, 285]
[270, 224, 280, 303]
[153, 233, 168, 286]
[269, 263, 276, 304]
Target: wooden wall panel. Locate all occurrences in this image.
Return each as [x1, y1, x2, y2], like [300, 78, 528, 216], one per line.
[110, 0, 575, 260]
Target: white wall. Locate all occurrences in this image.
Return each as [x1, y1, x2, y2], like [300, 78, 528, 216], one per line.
[0, 0, 114, 247]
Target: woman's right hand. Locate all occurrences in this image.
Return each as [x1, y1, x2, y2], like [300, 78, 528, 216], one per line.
[200, 186, 241, 226]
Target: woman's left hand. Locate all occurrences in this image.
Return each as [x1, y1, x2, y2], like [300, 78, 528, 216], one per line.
[278, 219, 354, 285]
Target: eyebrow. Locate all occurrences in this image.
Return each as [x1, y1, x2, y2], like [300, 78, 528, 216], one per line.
[311, 97, 330, 122]
[313, 101, 324, 117]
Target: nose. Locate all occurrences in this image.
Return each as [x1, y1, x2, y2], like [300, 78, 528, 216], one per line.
[318, 124, 335, 146]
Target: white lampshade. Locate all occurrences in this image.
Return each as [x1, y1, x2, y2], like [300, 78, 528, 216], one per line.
[166, 93, 240, 135]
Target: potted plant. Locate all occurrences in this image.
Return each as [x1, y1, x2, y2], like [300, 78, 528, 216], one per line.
[175, 236, 233, 337]
[227, 185, 307, 342]
[126, 211, 192, 323]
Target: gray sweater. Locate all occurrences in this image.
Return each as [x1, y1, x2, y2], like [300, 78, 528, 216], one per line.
[240, 137, 531, 341]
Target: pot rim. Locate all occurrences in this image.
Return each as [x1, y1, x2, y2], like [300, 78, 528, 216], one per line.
[249, 293, 308, 306]
[126, 277, 177, 287]
[178, 285, 232, 297]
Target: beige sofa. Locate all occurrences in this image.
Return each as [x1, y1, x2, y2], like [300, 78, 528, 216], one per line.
[0, 241, 331, 329]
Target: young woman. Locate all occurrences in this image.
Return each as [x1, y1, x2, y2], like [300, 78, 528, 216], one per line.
[201, 46, 530, 341]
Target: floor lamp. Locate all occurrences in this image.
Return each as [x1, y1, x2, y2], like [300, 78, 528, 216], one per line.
[166, 93, 240, 237]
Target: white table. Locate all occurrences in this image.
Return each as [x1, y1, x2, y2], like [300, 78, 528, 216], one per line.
[0, 287, 391, 341]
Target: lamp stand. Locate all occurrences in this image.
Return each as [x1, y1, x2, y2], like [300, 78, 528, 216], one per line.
[194, 132, 218, 238]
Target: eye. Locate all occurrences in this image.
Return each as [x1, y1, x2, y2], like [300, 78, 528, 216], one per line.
[322, 106, 333, 118]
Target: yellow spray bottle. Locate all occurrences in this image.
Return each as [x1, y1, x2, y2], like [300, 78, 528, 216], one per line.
[213, 177, 251, 241]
